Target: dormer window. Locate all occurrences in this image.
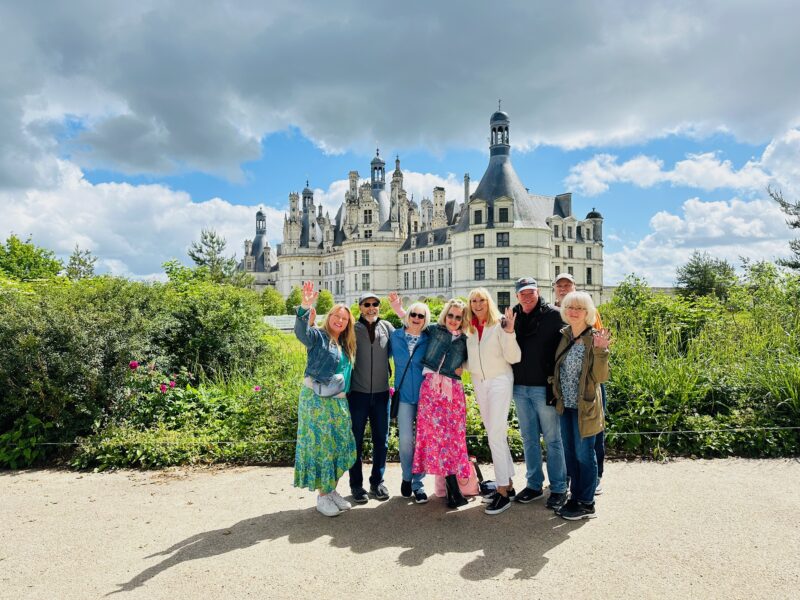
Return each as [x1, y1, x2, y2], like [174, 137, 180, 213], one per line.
[474, 210, 483, 225]
[554, 224, 560, 238]
[567, 226, 573, 238]
[364, 210, 372, 225]
[498, 207, 509, 223]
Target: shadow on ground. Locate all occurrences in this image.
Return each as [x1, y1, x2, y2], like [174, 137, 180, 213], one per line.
[110, 495, 584, 594]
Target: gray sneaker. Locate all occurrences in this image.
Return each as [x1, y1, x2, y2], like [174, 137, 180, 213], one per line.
[370, 483, 390, 500]
[351, 487, 369, 504]
[546, 491, 569, 510]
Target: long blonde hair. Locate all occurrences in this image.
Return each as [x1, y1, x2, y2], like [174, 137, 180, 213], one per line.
[322, 304, 357, 361]
[464, 287, 501, 334]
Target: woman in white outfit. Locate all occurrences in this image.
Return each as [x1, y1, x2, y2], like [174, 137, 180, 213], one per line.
[464, 288, 521, 515]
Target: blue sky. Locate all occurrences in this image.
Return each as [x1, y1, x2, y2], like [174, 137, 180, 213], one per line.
[1, 1, 799, 285]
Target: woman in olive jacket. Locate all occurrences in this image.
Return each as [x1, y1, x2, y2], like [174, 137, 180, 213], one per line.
[550, 291, 610, 521]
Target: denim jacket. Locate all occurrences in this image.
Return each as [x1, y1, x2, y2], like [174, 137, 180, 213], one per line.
[294, 307, 341, 384]
[421, 324, 467, 380]
[390, 327, 429, 404]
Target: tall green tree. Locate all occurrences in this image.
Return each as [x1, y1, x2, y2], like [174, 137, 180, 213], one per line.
[261, 286, 285, 315]
[65, 244, 97, 280]
[0, 235, 62, 281]
[675, 251, 737, 300]
[187, 229, 253, 287]
[770, 187, 800, 270]
[316, 289, 334, 315]
[285, 286, 303, 314]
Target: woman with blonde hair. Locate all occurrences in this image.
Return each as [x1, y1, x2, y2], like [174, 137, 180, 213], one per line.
[391, 296, 471, 508]
[388, 293, 431, 503]
[464, 288, 520, 515]
[551, 291, 610, 521]
[293, 280, 358, 517]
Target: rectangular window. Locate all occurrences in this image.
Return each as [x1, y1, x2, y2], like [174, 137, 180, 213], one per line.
[361, 249, 370, 266]
[567, 226, 573, 238]
[586, 247, 592, 260]
[555, 244, 560, 258]
[364, 209, 372, 224]
[428, 250, 433, 262]
[404, 272, 409, 289]
[448, 267, 452, 286]
[555, 265, 561, 278]
[419, 251, 424, 263]
[554, 224, 560, 238]
[362, 273, 369, 291]
[438, 248, 444, 260]
[448, 247, 451, 259]
[474, 210, 483, 225]
[497, 257, 510, 280]
[568, 246, 574, 259]
[364, 230, 372, 239]
[429, 270, 434, 288]
[497, 232, 509, 247]
[412, 253, 416, 264]
[474, 234, 484, 248]
[474, 259, 485, 280]
[404, 253, 409, 264]
[412, 272, 417, 288]
[420, 271, 426, 287]
[586, 267, 593, 285]
[354, 273, 358, 291]
[568, 266, 574, 276]
[586, 227, 592, 240]
[498, 207, 509, 223]
[497, 292, 510, 311]
[353, 250, 358, 266]
[438, 268, 444, 287]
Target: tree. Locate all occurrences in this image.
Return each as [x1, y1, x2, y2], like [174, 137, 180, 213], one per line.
[261, 287, 285, 316]
[770, 186, 800, 270]
[186, 229, 253, 287]
[65, 244, 97, 280]
[675, 251, 737, 300]
[0, 235, 62, 280]
[316, 289, 334, 315]
[285, 286, 303, 314]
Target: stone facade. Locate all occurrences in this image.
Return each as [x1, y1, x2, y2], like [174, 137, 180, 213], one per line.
[240, 109, 605, 307]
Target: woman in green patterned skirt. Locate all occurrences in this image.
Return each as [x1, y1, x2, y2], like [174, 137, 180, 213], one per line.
[293, 280, 358, 517]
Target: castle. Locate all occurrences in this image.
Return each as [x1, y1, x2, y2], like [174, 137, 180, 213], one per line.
[240, 109, 604, 307]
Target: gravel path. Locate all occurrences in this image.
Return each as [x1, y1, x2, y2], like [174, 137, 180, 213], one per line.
[2, 459, 798, 600]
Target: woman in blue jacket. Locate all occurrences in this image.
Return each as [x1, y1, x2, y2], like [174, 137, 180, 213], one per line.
[389, 298, 431, 504]
[294, 280, 358, 517]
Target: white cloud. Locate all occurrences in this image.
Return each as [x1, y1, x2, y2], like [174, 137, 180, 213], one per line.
[0, 161, 280, 277]
[3, 1, 800, 188]
[605, 196, 794, 286]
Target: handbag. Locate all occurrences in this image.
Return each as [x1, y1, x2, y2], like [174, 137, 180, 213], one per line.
[390, 340, 421, 419]
[304, 373, 346, 397]
[434, 456, 481, 497]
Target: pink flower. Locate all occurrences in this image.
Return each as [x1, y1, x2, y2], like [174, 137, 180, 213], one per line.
[253, 385, 262, 392]
[169, 381, 176, 388]
[129, 361, 139, 370]
[159, 383, 167, 393]
[389, 387, 395, 396]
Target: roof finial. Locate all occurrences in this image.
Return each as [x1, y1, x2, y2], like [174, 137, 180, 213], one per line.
[306, 179, 309, 188]
[498, 98, 502, 111]
[376, 147, 380, 157]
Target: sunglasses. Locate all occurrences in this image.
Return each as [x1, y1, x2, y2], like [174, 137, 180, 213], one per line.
[409, 312, 425, 319]
[361, 301, 379, 307]
[446, 313, 463, 322]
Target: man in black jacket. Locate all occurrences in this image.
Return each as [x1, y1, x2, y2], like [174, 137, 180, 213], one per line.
[510, 277, 569, 510]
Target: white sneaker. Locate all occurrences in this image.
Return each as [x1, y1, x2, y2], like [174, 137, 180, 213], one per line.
[329, 490, 352, 511]
[595, 478, 603, 495]
[316, 494, 341, 517]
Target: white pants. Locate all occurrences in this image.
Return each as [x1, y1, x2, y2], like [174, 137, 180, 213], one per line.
[473, 371, 515, 486]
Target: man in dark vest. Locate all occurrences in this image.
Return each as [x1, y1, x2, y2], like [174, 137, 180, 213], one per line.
[349, 292, 395, 503]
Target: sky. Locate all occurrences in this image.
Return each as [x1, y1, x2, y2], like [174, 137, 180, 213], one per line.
[1, 0, 799, 286]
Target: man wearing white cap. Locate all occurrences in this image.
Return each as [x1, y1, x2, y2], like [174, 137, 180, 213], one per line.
[348, 292, 395, 504]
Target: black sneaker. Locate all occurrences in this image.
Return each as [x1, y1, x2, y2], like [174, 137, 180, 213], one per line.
[546, 491, 568, 510]
[515, 487, 544, 503]
[558, 501, 596, 521]
[351, 487, 369, 504]
[481, 487, 516, 504]
[413, 489, 429, 504]
[401, 480, 412, 498]
[555, 497, 579, 516]
[484, 493, 512, 515]
[370, 483, 390, 500]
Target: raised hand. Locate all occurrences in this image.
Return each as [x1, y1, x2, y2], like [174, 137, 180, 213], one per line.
[301, 280, 318, 309]
[388, 291, 405, 317]
[502, 307, 516, 332]
[593, 327, 611, 349]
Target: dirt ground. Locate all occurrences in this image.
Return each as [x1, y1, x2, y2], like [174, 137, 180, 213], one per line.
[2, 458, 798, 600]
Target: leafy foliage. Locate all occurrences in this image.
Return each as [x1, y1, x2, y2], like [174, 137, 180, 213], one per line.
[0, 235, 62, 280]
[260, 286, 285, 315]
[186, 228, 253, 287]
[65, 244, 97, 280]
[770, 186, 800, 270]
[285, 286, 302, 314]
[675, 251, 737, 300]
[316, 289, 334, 315]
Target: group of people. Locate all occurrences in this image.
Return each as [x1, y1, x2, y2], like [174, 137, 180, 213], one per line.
[292, 273, 610, 521]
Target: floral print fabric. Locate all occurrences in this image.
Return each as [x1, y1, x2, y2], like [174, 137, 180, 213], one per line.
[559, 342, 586, 409]
[412, 372, 471, 478]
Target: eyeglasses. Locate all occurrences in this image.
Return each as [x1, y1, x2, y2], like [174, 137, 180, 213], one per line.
[361, 301, 379, 307]
[409, 312, 425, 319]
[446, 313, 463, 322]
[566, 306, 587, 312]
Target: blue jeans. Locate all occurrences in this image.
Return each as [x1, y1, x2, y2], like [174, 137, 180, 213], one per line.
[560, 407, 597, 504]
[595, 384, 607, 479]
[513, 385, 567, 494]
[396, 402, 426, 492]
[347, 390, 390, 490]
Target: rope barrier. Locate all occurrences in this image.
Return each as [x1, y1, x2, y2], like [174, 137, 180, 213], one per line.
[7, 425, 800, 447]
